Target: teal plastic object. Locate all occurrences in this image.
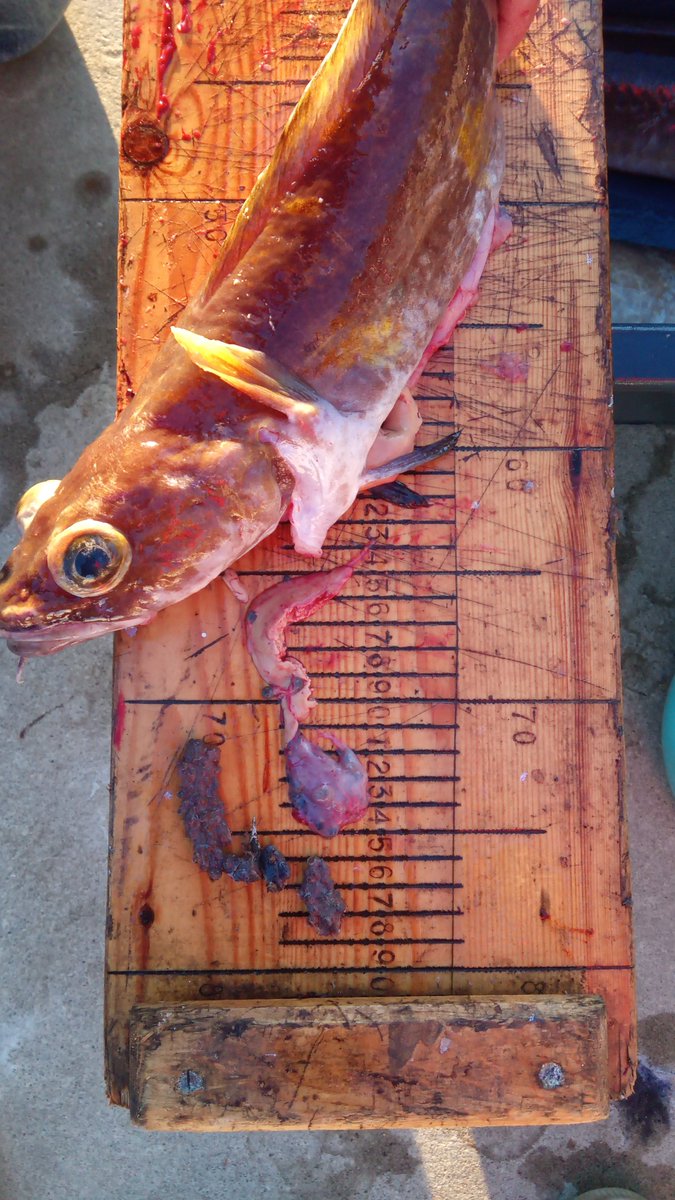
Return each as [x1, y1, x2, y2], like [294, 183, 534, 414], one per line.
[663, 675, 675, 797]
[576, 1192, 647, 1200]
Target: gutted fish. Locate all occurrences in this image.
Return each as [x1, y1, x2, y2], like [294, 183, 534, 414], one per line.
[0, 0, 506, 657]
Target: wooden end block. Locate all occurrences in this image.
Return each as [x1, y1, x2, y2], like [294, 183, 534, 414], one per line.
[128, 994, 609, 1131]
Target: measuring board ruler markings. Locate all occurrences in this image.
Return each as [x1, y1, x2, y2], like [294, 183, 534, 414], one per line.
[107, 0, 635, 1113]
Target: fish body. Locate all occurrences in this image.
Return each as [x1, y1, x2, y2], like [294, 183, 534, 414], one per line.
[0, 0, 502, 657]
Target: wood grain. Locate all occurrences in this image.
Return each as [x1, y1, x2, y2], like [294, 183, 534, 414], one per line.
[128, 995, 609, 1130]
[107, 0, 636, 1120]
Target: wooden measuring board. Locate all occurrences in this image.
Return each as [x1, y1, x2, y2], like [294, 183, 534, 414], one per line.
[106, 0, 636, 1127]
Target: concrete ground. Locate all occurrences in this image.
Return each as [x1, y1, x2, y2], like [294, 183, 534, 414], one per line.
[0, 4, 673, 1198]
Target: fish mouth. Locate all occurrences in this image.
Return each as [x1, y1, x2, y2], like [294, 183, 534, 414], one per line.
[0, 614, 146, 658]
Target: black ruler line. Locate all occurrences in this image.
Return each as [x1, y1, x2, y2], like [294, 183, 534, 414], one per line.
[125, 697, 459, 706]
[451, 466, 461, 992]
[454, 444, 606, 453]
[303, 723, 459, 730]
[331, 519, 456, 526]
[408, 469, 455, 476]
[280, 5, 349, 12]
[290, 744, 459, 753]
[124, 196, 244, 204]
[277, 545, 459, 553]
[194, 77, 311, 86]
[233, 592, 458, 599]
[108, 964, 633, 977]
[124, 696, 616, 707]
[279, 775, 461, 785]
[278, 746, 461, 756]
[236, 568, 539, 577]
[296, 670, 459, 679]
[458, 321, 543, 330]
[281, 937, 464, 947]
[501, 198, 606, 208]
[281, 853, 462, 863]
[280, 909, 463, 919]
[458, 696, 617, 705]
[313, 882, 464, 891]
[291, 645, 459, 653]
[233, 826, 544, 837]
[280, 801, 461, 809]
[303, 620, 457, 626]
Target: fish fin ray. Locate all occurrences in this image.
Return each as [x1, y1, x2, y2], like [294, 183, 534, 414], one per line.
[360, 432, 460, 488]
[200, 1, 400, 290]
[365, 481, 431, 508]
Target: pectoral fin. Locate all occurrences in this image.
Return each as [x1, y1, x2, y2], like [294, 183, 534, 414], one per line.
[172, 327, 320, 425]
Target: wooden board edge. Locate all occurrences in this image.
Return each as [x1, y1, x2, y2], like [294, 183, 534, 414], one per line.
[128, 995, 609, 1130]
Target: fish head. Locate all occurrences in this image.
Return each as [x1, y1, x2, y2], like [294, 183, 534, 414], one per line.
[0, 410, 287, 658]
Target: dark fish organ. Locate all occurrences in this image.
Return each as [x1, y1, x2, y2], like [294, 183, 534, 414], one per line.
[286, 730, 368, 838]
[222, 851, 261, 884]
[176, 737, 232, 880]
[299, 857, 347, 937]
[176, 740, 290, 887]
[259, 844, 292, 892]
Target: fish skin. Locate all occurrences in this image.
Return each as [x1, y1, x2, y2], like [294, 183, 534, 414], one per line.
[0, 0, 502, 657]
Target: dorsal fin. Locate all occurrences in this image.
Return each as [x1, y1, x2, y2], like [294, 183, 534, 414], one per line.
[196, 1, 402, 303]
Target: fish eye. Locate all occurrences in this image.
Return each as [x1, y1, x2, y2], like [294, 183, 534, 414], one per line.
[47, 521, 132, 598]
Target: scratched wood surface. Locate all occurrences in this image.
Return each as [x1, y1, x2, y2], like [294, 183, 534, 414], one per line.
[106, 0, 636, 1118]
[128, 996, 609, 1129]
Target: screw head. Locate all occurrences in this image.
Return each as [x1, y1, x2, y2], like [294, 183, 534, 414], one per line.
[177, 1069, 205, 1095]
[538, 1061, 566, 1089]
[122, 118, 170, 167]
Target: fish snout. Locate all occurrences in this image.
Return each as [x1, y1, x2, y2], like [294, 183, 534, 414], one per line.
[0, 561, 37, 627]
[0, 597, 46, 657]
[0, 561, 61, 655]
[0, 596, 79, 657]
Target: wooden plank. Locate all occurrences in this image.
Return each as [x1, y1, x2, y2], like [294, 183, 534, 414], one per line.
[128, 995, 609, 1130]
[107, 0, 636, 1117]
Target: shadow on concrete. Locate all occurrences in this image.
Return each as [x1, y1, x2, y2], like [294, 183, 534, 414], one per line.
[0, 15, 118, 526]
[473, 1119, 675, 1198]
